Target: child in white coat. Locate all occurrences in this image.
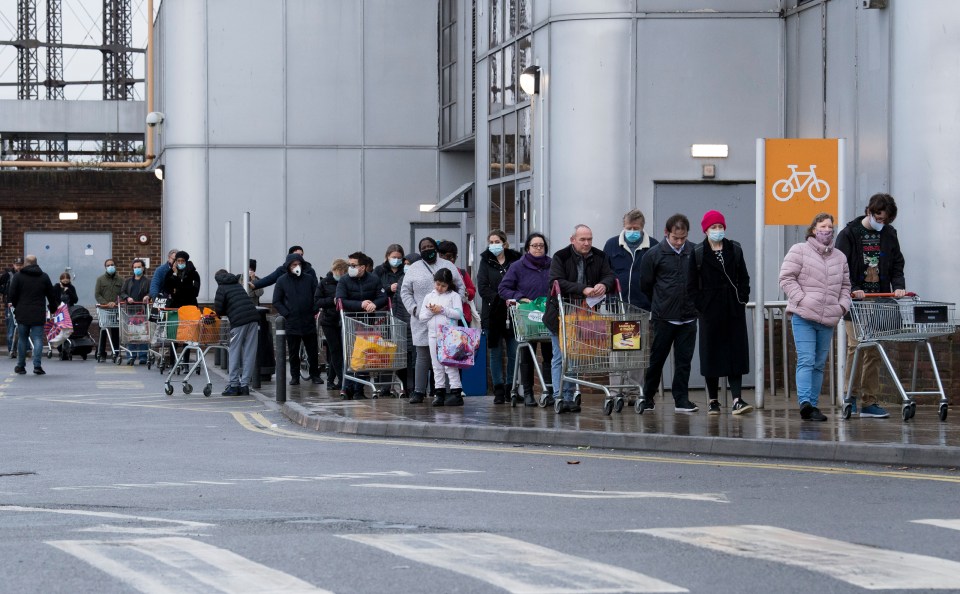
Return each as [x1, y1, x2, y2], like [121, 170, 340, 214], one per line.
[418, 268, 464, 406]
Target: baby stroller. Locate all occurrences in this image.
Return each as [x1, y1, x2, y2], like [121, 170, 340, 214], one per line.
[61, 305, 95, 360]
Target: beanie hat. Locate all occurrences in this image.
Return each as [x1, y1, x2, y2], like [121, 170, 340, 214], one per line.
[701, 210, 726, 233]
[175, 251, 190, 261]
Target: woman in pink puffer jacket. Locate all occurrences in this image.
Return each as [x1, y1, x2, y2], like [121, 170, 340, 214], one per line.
[779, 213, 852, 422]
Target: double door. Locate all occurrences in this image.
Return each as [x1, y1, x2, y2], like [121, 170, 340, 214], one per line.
[23, 232, 113, 306]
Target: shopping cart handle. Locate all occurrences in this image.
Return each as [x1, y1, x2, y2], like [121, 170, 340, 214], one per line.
[856, 292, 917, 299]
[336, 298, 344, 311]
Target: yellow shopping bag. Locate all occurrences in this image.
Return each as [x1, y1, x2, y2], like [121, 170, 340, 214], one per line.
[350, 334, 398, 370]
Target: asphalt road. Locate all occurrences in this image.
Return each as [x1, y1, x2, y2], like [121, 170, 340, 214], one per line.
[2, 359, 960, 593]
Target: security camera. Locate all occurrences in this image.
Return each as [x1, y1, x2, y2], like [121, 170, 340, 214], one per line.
[146, 112, 165, 127]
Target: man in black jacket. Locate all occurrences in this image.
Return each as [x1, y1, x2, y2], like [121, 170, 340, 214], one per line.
[545, 224, 616, 413]
[336, 251, 388, 399]
[214, 269, 261, 395]
[273, 253, 321, 386]
[835, 193, 906, 419]
[8, 255, 57, 374]
[638, 214, 700, 414]
[252, 245, 318, 290]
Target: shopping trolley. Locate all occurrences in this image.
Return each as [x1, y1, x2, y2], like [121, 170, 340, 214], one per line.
[161, 312, 230, 397]
[117, 303, 150, 365]
[842, 293, 957, 422]
[339, 300, 407, 397]
[95, 304, 120, 362]
[148, 303, 175, 372]
[555, 281, 651, 415]
[508, 300, 554, 407]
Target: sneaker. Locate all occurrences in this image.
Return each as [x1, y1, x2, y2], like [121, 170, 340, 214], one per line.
[33, 367, 45, 375]
[801, 402, 827, 421]
[289, 377, 300, 386]
[731, 399, 754, 415]
[14, 366, 26, 375]
[860, 404, 890, 418]
[222, 385, 241, 396]
[566, 400, 581, 413]
[239, 386, 250, 395]
[638, 398, 655, 414]
[326, 379, 338, 389]
[707, 400, 721, 415]
[311, 377, 324, 385]
[674, 400, 699, 413]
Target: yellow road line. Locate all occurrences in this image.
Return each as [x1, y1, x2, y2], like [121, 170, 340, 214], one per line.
[236, 413, 960, 484]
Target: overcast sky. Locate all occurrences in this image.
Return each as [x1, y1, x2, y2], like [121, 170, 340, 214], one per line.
[0, 0, 148, 100]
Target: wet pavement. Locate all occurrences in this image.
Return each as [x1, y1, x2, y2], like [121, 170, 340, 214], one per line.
[237, 367, 960, 469]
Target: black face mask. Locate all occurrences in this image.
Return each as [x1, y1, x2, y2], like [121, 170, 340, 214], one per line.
[420, 249, 437, 264]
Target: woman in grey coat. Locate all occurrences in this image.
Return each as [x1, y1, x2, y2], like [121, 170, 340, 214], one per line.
[400, 237, 465, 404]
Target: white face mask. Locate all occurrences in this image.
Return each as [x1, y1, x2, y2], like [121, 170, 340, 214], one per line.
[868, 214, 884, 232]
[347, 266, 360, 278]
[291, 265, 302, 277]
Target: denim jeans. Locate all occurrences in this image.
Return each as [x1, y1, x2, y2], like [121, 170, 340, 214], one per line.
[487, 332, 516, 387]
[791, 314, 834, 407]
[550, 333, 575, 401]
[6, 305, 15, 352]
[17, 324, 44, 369]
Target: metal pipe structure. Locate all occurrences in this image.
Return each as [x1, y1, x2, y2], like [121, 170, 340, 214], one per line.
[224, 221, 232, 273]
[242, 212, 251, 296]
[754, 138, 766, 408]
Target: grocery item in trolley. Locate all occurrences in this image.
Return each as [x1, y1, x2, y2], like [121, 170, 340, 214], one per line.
[121, 306, 150, 343]
[437, 320, 481, 369]
[511, 297, 551, 341]
[349, 333, 399, 371]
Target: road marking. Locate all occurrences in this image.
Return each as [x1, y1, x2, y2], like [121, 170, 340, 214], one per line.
[633, 525, 960, 590]
[913, 519, 960, 532]
[341, 532, 686, 593]
[50, 471, 414, 492]
[354, 483, 728, 503]
[95, 381, 147, 390]
[0, 505, 212, 529]
[233, 413, 960, 485]
[48, 537, 330, 594]
[427, 468, 484, 475]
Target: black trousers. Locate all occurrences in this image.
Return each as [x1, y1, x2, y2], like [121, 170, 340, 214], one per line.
[97, 327, 120, 357]
[287, 333, 320, 379]
[642, 320, 697, 403]
[321, 325, 343, 383]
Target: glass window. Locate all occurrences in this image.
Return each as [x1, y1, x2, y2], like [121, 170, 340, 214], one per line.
[517, 35, 532, 103]
[503, 44, 516, 107]
[490, 0, 501, 47]
[503, 112, 517, 177]
[508, 0, 518, 38]
[489, 50, 502, 112]
[489, 185, 502, 231]
[504, 182, 517, 242]
[518, 0, 531, 33]
[489, 117, 503, 179]
[518, 107, 531, 173]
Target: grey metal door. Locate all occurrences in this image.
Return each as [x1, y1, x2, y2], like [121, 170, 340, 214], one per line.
[24, 232, 112, 306]
[652, 182, 757, 390]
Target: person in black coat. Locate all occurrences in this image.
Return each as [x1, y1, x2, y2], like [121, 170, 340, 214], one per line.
[374, 244, 413, 396]
[55, 272, 79, 306]
[252, 245, 318, 290]
[8, 255, 57, 374]
[214, 269, 261, 395]
[336, 251, 388, 399]
[119, 259, 151, 364]
[273, 253, 321, 386]
[314, 259, 348, 390]
[164, 251, 201, 308]
[688, 210, 753, 416]
[475, 230, 522, 403]
[545, 225, 616, 413]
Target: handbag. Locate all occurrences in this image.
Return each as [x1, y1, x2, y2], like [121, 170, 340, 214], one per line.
[44, 303, 74, 346]
[467, 299, 482, 329]
[437, 317, 482, 369]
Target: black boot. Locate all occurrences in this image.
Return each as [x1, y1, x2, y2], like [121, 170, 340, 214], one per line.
[445, 388, 464, 407]
[543, 387, 555, 406]
[522, 386, 537, 407]
[432, 388, 447, 407]
[409, 390, 425, 404]
[493, 383, 505, 404]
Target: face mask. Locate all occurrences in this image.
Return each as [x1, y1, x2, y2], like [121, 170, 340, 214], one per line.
[291, 265, 302, 277]
[333, 273, 342, 281]
[868, 214, 884, 232]
[61, 281, 70, 287]
[624, 230, 642, 243]
[347, 266, 360, 278]
[420, 249, 437, 263]
[708, 230, 725, 243]
[106, 266, 116, 275]
[133, 268, 143, 276]
[815, 230, 834, 246]
[177, 263, 186, 271]
[488, 244, 504, 256]
[389, 257, 403, 268]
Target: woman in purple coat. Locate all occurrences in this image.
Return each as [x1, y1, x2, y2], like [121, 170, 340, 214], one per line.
[498, 233, 553, 407]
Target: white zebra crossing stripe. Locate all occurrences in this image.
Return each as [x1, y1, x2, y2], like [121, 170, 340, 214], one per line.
[633, 525, 960, 590]
[48, 537, 330, 594]
[913, 519, 960, 532]
[353, 483, 728, 502]
[340, 532, 686, 593]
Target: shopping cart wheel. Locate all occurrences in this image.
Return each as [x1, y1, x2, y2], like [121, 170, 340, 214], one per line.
[909, 401, 917, 419]
[602, 399, 614, 416]
[614, 397, 625, 414]
[164, 383, 174, 396]
[203, 384, 212, 397]
[146, 357, 153, 370]
[901, 404, 911, 421]
[574, 392, 581, 407]
[46, 349, 52, 359]
[81, 354, 88, 361]
[115, 356, 123, 365]
[183, 383, 193, 395]
[554, 399, 566, 414]
[841, 403, 853, 420]
[939, 404, 948, 422]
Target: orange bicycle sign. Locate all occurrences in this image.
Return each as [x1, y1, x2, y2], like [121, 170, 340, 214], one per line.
[764, 139, 838, 225]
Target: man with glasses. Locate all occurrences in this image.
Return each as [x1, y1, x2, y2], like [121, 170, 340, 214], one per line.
[336, 252, 388, 399]
[638, 214, 700, 414]
[835, 193, 906, 419]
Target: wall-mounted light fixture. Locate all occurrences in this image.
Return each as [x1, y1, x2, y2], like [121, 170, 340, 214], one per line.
[154, 164, 165, 181]
[519, 65, 541, 95]
[691, 144, 729, 158]
[58, 212, 79, 221]
[419, 204, 436, 213]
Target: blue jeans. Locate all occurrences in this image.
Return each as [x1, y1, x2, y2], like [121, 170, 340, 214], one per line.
[791, 315, 834, 407]
[17, 324, 44, 370]
[487, 332, 516, 387]
[550, 333, 574, 401]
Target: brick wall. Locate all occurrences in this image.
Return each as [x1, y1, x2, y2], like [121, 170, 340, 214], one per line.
[0, 170, 162, 344]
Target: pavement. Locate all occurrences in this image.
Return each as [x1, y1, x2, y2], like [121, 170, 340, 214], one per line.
[213, 356, 960, 470]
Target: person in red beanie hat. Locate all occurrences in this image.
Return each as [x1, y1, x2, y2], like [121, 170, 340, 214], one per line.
[690, 209, 754, 416]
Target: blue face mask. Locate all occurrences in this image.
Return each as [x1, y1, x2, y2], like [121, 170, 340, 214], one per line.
[133, 268, 143, 276]
[488, 244, 504, 256]
[177, 263, 186, 271]
[389, 257, 403, 268]
[624, 230, 642, 243]
[708, 230, 725, 243]
[106, 266, 116, 275]
[333, 273, 342, 281]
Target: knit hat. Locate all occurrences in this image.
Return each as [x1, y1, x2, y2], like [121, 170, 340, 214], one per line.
[175, 250, 190, 261]
[701, 210, 726, 233]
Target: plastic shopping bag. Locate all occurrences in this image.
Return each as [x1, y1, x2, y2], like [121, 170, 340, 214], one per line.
[44, 303, 74, 346]
[350, 333, 398, 370]
[198, 308, 221, 344]
[437, 321, 481, 369]
[175, 305, 203, 342]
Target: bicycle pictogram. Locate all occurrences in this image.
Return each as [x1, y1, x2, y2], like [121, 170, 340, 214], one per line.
[771, 164, 831, 202]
